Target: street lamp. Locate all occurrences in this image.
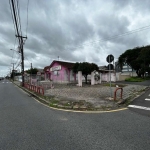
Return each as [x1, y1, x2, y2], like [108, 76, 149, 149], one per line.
[10, 48, 20, 53]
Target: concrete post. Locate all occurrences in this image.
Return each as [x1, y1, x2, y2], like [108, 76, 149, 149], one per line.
[77, 71, 82, 87]
[91, 71, 95, 85]
[100, 73, 102, 84]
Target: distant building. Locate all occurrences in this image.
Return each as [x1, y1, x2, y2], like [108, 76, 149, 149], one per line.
[115, 61, 136, 76]
[44, 60, 77, 83]
[99, 65, 116, 82]
[114, 62, 121, 72]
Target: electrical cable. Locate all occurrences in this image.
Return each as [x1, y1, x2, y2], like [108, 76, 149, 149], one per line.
[15, 59, 21, 70]
[67, 24, 150, 51]
[9, 0, 17, 35]
[26, 0, 29, 37]
[16, 0, 22, 36]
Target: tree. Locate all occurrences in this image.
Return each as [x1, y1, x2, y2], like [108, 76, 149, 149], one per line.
[26, 68, 38, 74]
[118, 45, 150, 77]
[73, 62, 99, 83]
[72, 62, 80, 74]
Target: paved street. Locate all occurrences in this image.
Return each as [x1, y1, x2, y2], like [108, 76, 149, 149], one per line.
[128, 88, 150, 117]
[0, 79, 150, 150]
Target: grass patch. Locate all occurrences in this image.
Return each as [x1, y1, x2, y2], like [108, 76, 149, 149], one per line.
[64, 102, 72, 106]
[125, 77, 145, 82]
[49, 99, 59, 107]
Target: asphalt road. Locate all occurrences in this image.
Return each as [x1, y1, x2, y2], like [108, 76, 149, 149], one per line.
[128, 88, 150, 117]
[0, 79, 150, 150]
[117, 80, 150, 117]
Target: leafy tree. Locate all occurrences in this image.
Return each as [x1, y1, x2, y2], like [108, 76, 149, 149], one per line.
[118, 45, 150, 77]
[26, 68, 38, 74]
[72, 62, 80, 73]
[73, 62, 99, 83]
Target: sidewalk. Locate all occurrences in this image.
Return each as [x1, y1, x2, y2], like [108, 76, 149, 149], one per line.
[45, 83, 148, 110]
[13, 80, 148, 111]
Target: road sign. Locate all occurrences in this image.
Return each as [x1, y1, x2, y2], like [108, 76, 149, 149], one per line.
[106, 54, 114, 99]
[106, 54, 114, 63]
[107, 64, 114, 70]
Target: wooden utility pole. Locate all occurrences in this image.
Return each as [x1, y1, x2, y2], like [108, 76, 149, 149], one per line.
[11, 0, 27, 86]
[16, 35, 27, 86]
[11, 63, 15, 81]
[30, 63, 32, 84]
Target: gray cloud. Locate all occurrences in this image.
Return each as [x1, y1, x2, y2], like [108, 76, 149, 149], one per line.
[0, 0, 150, 76]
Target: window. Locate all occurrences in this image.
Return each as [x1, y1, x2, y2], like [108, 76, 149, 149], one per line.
[54, 71, 59, 76]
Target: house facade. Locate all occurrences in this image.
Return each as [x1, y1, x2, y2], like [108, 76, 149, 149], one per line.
[99, 65, 116, 82]
[44, 60, 77, 83]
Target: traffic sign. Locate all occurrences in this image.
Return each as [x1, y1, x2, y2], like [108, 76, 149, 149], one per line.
[107, 64, 114, 70]
[106, 54, 114, 63]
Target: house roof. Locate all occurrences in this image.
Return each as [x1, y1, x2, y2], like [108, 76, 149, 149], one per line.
[49, 60, 75, 69]
[99, 66, 108, 70]
[99, 65, 114, 72]
[44, 66, 50, 72]
[37, 68, 44, 73]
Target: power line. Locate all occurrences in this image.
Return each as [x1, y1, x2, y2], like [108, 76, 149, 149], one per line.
[26, 0, 29, 36]
[24, 55, 31, 65]
[15, 59, 21, 70]
[99, 25, 150, 42]
[9, 0, 17, 35]
[14, 54, 21, 65]
[10, 0, 22, 47]
[16, 0, 22, 36]
[64, 24, 150, 51]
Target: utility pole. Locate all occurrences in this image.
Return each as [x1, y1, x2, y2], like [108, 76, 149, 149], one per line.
[10, 0, 27, 87]
[16, 35, 27, 87]
[11, 63, 15, 81]
[30, 63, 32, 84]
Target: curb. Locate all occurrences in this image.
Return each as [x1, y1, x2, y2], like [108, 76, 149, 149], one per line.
[12, 81, 128, 113]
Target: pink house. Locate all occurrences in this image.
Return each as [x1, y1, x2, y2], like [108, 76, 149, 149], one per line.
[44, 60, 77, 83]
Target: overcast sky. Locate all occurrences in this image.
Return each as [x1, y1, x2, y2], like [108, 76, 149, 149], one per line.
[0, 0, 150, 76]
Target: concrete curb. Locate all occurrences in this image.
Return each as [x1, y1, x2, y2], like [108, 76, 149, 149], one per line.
[12, 81, 128, 113]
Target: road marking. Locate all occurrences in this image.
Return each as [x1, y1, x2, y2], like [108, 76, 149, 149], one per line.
[145, 98, 150, 101]
[128, 105, 150, 111]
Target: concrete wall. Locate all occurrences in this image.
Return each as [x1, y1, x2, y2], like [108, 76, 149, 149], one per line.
[101, 72, 137, 82]
[118, 74, 130, 81]
[101, 72, 116, 82]
[116, 72, 137, 81]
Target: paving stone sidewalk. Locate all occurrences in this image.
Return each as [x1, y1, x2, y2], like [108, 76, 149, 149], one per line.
[13, 81, 148, 110]
[44, 83, 148, 110]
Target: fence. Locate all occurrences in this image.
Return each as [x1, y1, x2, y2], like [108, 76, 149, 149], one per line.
[24, 83, 44, 95]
